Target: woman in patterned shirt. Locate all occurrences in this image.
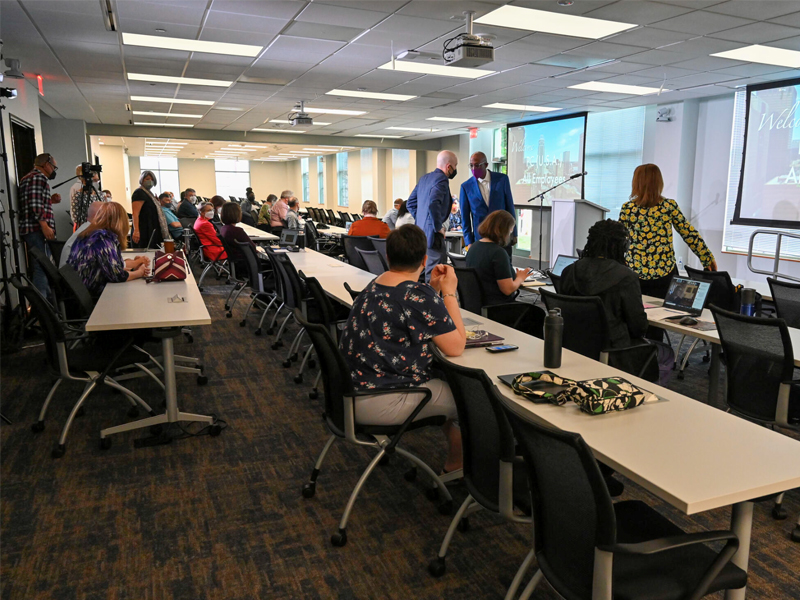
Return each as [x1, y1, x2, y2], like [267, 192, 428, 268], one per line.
[619, 164, 717, 298]
[340, 224, 467, 472]
[67, 202, 149, 295]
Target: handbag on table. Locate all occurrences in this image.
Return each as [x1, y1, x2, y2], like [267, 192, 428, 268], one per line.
[152, 250, 187, 282]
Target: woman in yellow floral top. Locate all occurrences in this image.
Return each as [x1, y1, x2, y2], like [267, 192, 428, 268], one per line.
[619, 164, 717, 298]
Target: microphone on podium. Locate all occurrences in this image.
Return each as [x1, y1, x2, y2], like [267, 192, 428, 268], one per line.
[569, 171, 587, 180]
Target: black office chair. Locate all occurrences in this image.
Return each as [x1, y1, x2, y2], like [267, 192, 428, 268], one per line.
[340, 211, 353, 223]
[539, 289, 659, 382]
[453, 267, 543, 337]
[326, 208, 342, 226]
[711, 306, 800, 541]
[448, 252, 466, 268]
[295, 309, 454, 547]
[28, 245, 70, 319]
[342, 235, 374, 271]
[768, 278, 800, 328]
[502, 401, 747, 600]
[368, 236, 388, 264]
[546, 270, 562, 293]
[356, 248, 387, 275]
[234, 241, 277, 330]
[343, 282, 362, 302]
[217, 236, 247, 318]
[352, 213, 362, 221]
[427, 350, 534, 598]
[46, 239, 66, 266]
[305, 220, 340, 256]
[11, 276, 156, 458]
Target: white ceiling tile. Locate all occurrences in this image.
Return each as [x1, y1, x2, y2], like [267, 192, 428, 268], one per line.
[397, 0, 505, 20]
[211, 0, 305, 20]
[296, 3, 390, 28]
[510, 1, 619, 16]
[770, 11, 800, 28]
[585, 1, 695, 24]
[117, 19, 200, 39]
[116, 1, 206, 27]
[705, 1, 800, 20]
[654, 10, 755, 34]
[669, 55, 749, 70]
[282, 21, 365, 43]
[766, 35, 800, 50]
[712, 63, 795, 77]
[245, 59, 311, 84]
[606, 27, 694, 49]
[204, 10, 288, 35]
[354, 14, 460, 49]
[659, 36, 744, 55]
[620, 49, 696, 65]
[667, 72, 740, 87]
[566, 41, 650, 60]
[588, 61, 656, 74]
[634, 65, 702, 79]
[261, 36, 345, 64]
[710, 22, 800, 44]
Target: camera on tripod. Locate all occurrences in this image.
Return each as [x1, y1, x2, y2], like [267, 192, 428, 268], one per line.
[81, 160, 102, 181]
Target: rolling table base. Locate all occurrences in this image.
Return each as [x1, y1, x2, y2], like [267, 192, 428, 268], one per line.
[726, 501, 754, 600]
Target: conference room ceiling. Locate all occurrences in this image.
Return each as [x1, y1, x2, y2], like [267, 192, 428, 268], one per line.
[4, 0, 800, 142]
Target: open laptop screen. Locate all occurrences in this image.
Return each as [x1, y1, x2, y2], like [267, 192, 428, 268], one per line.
[280, 229, 299, 245]
[663, 276, 712, 315]
[551, 255, 578, 276]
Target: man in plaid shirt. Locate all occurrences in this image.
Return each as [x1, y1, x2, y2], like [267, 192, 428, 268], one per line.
[19, 153, 62, 299]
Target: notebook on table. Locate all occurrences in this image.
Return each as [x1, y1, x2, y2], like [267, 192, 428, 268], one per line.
[465, 330, 504, 348]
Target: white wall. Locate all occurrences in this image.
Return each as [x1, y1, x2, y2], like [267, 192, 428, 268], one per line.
[94, 144, 131, 211]
[178, 158, 217, 200]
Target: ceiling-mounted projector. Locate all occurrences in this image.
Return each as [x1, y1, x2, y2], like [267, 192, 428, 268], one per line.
[443, 11, 494, 68]
[288, 100, 313, 126]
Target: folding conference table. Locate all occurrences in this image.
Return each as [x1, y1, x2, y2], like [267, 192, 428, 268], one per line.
[236, 222, 278, 242]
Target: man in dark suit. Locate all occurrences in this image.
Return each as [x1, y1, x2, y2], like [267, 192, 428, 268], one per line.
[460, 151, 517, 256]
[407, 150, 458, 281]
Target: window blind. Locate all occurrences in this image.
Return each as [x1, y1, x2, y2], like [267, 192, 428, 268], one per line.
[337, 152, 348, 207]
[214, 159, 250, 200]
[392, 149, 410, 199]
[301, 157, 310, 203]
[361, 148, 373, 200]
[317, 156, 325, 205]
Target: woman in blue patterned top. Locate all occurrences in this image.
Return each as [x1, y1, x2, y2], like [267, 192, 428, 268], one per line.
[67, 202, 149, 295]
[340, 224, 467, 471]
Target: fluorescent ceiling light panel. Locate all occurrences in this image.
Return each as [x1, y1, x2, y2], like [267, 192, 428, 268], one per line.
[711, 45, 800, 68]
[122, 32, 262, 57]
[134, 122, 195, 127]
[379, 60, 493, 79]
[269, 119, 332, 125]
[386, 127, 441, 132]
[290, 151, 313, 154]
[128, 73, 232, 87]
[132, 111, 203, 118]
[483, 103, 560, 113]
[568, 81, 663, 95]
[304, 107, 366, 116]
[131, 95, 214, 106]
[475, 6, 636, 39]
[326, 89, 416, 101]
[427, 117, 490, 124]
[303, 148, 335, 152]
[356, 134, 404, 139]
[252, 128, 305, 133]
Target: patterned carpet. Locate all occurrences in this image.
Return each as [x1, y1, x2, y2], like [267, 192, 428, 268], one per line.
[2, 275, 799, 600]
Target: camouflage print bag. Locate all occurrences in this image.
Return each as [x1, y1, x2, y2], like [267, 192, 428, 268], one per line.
[566, 376, 657, 415]
[511, 371, 578, 406]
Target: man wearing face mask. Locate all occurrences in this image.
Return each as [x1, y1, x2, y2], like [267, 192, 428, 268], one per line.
[69, 165, 104, 229]
[407, 150, 458, 282]
[460, 151, 517, 257]
[19, 153, 62, 299]
[177, 188, 199, 219]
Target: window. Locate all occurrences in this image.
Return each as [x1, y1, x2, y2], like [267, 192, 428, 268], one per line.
[361, 148, 373, 198]
[584, 107, 645, 220]
[214, 159, 250, 200]
[392, 149, 410, 199]
[317, 156, 325, 204]
[337, 152, 348, 206]
[301, 157, 310, 202]
[139, 156, 179, 197]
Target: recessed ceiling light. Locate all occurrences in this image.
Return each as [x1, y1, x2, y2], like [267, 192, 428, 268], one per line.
[214, 106, 244, 111]
[379, 60, 493, 79]
[303, 148, 335, 152]
[386, 127, 441, 132]
[711, 44, 800, 68]
[278, 154, 299, 156]
[326, 89, 416, 101]
[132, 111, 203, 118]
[241, 145, 269, 149]
[568, 81, 663, 95]
[131, 95, 214, 106]
[223, 147, 253, 151]
[355, 134, 404, 139]
[252, 128, 305, 133]
[427, 117, 491, 124]
[128, 73, 232, 87]
[269, 119, 332, 126]
[483, 103, 560, 113]
[303, 107, 367, 116]
[134, 122, 195, 127]
[474, 6, 635, 39]
[122, 32, 262, 57]
[290, 151, 313, 154]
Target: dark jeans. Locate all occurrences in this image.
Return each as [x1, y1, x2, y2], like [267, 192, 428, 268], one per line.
[425, 234, 446, 282]
[639, 265, 678, 299]
[23, 231, 52, 301]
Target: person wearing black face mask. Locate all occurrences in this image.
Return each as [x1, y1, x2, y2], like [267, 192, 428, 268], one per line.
[407, 150, 459, 282]
[18, 153, 62, 300]
[459, 151, 517, 257]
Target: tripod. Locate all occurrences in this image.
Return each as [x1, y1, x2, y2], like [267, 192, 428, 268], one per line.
[527, 172, 586, 271]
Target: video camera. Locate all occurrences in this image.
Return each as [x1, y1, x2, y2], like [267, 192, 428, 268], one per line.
[81, 159, 102, 181]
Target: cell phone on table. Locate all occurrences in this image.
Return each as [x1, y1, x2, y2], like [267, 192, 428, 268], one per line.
[486, 344, 519, 353]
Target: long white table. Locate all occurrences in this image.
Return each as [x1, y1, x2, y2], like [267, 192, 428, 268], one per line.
[86, 251, 217, 441]
[289, 248, 800, 600]
[237, 222, 278, 242]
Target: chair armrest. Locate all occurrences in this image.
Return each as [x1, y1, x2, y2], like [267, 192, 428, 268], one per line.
[605, 531, 738, 555]
[349, 387, 433, 452]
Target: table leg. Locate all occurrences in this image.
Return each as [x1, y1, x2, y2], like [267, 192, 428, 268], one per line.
[725, 501, 754, 600]
[708, 343, 721, 405]
[162, 335, 179, 422]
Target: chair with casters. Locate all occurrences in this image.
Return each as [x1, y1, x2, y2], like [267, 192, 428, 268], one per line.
[233, 241, 277, 331]
[195, 240, 230, 291]
[711, 306, 800, 542]
[501, 400, 747, 600]
[28, 245, 71, 319]
[539, 289, 660, 383]
[295, 308, 454, 547]
[342, 235, 374, 271]
[217, 236, 248, 318]
[368, 236, 388, 264]
[356, 248, 387, 276]
[448, 252, 467, 268]
[10, 276, 157, 458]
[305, 220, 341, 256]
[767, 278, 800, 328]
[326, 208, 342, 227]
[427, 348, 535, 600]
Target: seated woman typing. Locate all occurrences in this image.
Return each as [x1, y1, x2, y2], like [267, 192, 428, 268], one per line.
[193, 202, 227, 262]
[67, 201, 149, 295]
[339, 224, 466, 472]
[465, 210, 533, 306]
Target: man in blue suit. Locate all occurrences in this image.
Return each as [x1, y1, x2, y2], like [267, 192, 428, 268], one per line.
[407, 150, 458, 281]
[460, 151, 517, 256]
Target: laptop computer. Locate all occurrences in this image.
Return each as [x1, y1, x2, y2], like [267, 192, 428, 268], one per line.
[527, 254, 578, 283]
[344, 221, 353, 233]
[279, 229, 299, 247]
[661, 276, 712, 317]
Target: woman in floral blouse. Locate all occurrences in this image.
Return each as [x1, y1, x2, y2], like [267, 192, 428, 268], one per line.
[619, 164, 717, 298]
[340, 224, 466, 472]
[67, 202, 149, 295]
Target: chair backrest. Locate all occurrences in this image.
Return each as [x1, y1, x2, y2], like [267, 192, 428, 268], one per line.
[28, 245, 63, 296]
[307, 207, 318, 222]
[768, 278, 800, 328]
[685, 266, 737, 312]
[343, 282, 361, 301]
[711, 305, 794, 423]
[10, 277, 64, 370]
[356, 248, 387, 275]
[270, 251, 305, 310]
[304, 220, 320, 248]
[46, 240, 66, 266]
[342, 235, 374, 271]
[452, 267, 487, 314]
[58, 264, 96, 318]
[502, 400, 615, 600]
[300, 271, 342, 331]
[434, 348, 518, 514]
[539, 289, 609, 361]
[369, 236, 388, 264]
[448, 252, 467, 268]
[326, 209, 338, 224]
[547, 271, 562, 293]
[352, 213, 361, 221]
[293, 308, 354, 436]
[234, 240, 265, 292]
[340, 211, 352, 222]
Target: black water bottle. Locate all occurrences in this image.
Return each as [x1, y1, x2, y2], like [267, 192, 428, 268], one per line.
[544, 308, 563, 368]
[740, 288, 756, 317]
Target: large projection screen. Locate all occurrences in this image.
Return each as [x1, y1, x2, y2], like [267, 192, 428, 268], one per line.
[733, 77, 800, 229]
[507, 112, 587, 205]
